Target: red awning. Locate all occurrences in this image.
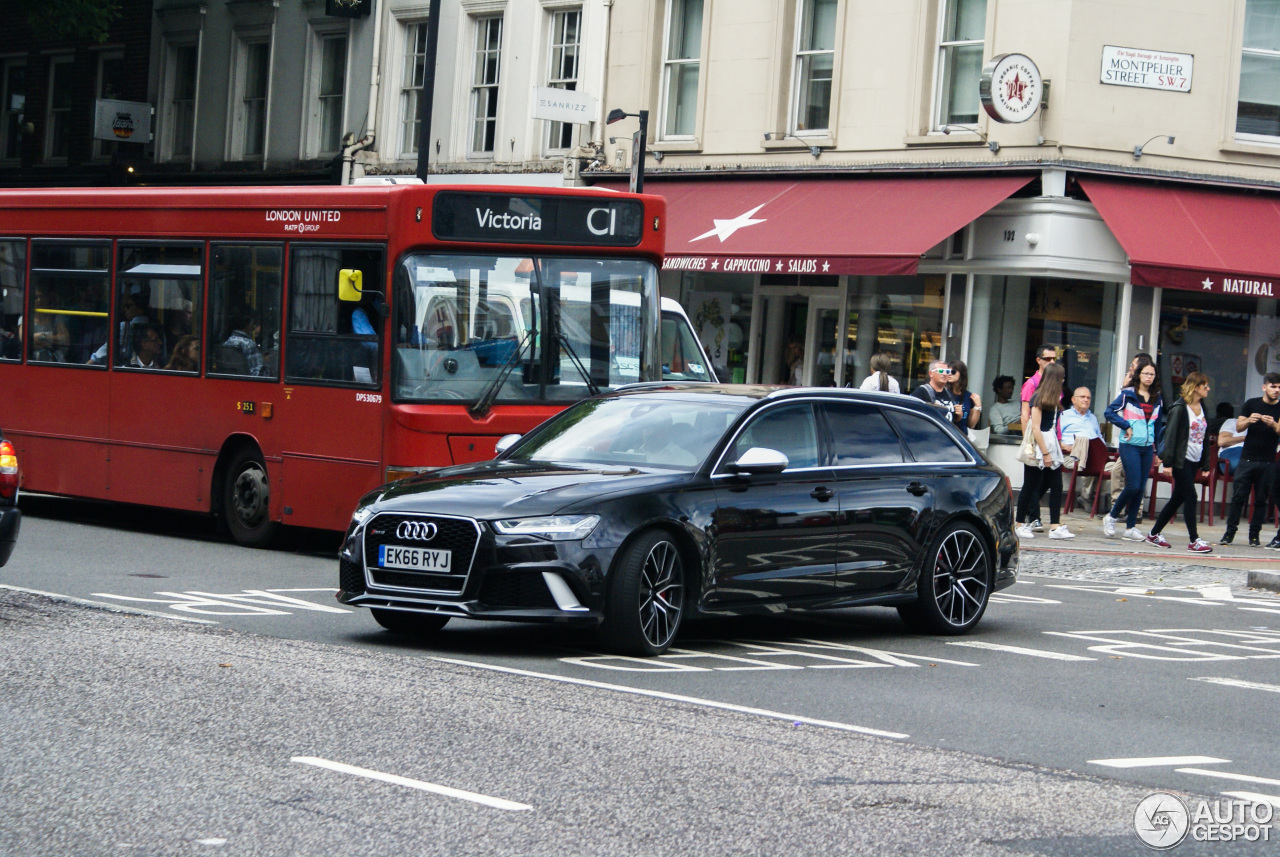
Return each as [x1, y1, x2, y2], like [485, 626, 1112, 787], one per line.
[1081, 178, 1280, 297]
[613, 176, 1031, 276]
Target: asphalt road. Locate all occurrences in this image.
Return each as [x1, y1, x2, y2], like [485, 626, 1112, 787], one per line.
[4, 495, 1280, 854]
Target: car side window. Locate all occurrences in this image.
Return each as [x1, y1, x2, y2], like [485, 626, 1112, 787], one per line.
[822, 403, 905, 465]
[885, 409, 969, 463]
[728, 404, 820, 470]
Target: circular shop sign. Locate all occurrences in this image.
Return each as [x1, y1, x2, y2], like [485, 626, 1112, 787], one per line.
[980, 53, 1042, 124]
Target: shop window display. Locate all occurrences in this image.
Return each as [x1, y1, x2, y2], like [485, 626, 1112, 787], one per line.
[1158, 291, 1278, 416]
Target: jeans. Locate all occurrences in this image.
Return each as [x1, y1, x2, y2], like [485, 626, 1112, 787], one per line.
[1108, 443, 1153, 529]
[1223, 458, 1275, 538]
[1150, 460, 1200, 542]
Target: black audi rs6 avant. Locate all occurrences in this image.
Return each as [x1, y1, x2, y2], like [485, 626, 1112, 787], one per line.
[337, 384, 1019, 655]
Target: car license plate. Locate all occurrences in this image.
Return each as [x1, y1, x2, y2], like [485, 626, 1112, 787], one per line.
[378, 545, 452, 573]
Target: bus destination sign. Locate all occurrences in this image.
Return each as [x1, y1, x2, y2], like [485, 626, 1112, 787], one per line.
[432, 192, 643, 247]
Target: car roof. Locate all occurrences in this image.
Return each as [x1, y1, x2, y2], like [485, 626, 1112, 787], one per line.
[608, 383, 942, 415]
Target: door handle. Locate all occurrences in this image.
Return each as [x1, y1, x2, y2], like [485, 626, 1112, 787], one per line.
[907, 482, 928, 496]
[811, 486, 834, 502]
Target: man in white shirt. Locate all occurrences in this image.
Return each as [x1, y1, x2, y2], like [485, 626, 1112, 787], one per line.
[1059, 387, 1103, 506]
[984, 376, 1020, 433]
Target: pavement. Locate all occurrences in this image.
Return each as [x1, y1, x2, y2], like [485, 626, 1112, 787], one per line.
[1014, 498, 1280, 594]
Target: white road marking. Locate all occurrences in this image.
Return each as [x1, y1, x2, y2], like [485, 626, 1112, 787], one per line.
[1044, 628, 1280, 661]
[90, 589, 350, 616]
[194, 838, 227, 846]
[1176, 768, 1280, 788]
[1089, 756, 1230, 769]
[0, 584, 216, 624]
[1222, 791, 1280, 809]
[1190, 676, 1280, 694]
[431, 656, 909, 739]
[1043, 584, 1226, 607]
[290, 756, 532, 812]
[946, 641, 1095, 661]
[990, 592, 1062, 604]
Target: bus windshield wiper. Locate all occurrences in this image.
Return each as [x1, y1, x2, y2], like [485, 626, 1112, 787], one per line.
[469, 330, 532, 419]
[556, 335, 599, 397]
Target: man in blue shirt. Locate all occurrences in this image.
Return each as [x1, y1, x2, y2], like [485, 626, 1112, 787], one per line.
[1059, 387, 1103, 506]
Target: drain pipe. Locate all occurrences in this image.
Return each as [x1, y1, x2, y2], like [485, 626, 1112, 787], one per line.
[342, 0, 386, 184]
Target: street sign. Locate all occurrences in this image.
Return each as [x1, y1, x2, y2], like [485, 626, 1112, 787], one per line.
[532, 87, 597, 125]
[93, 99, 152, 144]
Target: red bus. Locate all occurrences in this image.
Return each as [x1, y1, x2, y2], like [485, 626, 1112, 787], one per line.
[0, 183, 682, 546]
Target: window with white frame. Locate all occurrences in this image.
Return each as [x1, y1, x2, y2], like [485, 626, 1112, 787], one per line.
[1238, 0, 1280, 138]
[45, 55, 74, 160]
[792, 0, 836, 134]
[162, 42, 198, 161]
[471, 15, 503, 155]
[93, 51, 125, 160]
[661, 0, 702, 138]
[399, 21, 428, 156]
[311, 30, 348, 156]
[544, 7, 581, 152]
[934, 0, 986, 128]
[234, 37, 271, 159]
[1, 59, 25, 161]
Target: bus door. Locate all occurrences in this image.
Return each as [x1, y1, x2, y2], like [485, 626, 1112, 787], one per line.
[17, 240, 113, 498]
[278, 243, 385, 531]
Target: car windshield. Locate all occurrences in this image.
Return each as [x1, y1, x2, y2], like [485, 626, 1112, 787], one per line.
[391, 254, 659, 403]
[507, 396, 749, 470]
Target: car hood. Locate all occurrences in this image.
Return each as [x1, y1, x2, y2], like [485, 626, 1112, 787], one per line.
[365, 459, 690, 519]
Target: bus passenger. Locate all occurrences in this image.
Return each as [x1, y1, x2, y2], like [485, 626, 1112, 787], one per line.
[224, 315, 265, 376]
[31, 286, 70, 362]
[130, 324, 165, 369]
[165, 334, 200, 372]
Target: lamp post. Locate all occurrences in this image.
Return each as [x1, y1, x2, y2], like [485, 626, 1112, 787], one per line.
[606, 108, 648, 193]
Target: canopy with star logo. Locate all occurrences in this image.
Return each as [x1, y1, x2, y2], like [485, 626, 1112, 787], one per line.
[1080, 178, 1280, 297]
[597, 175, 1031, 276]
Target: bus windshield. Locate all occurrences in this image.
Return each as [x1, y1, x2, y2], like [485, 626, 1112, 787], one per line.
[392, 254, 658, 403]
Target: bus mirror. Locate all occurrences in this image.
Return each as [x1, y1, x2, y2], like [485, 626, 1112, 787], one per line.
[338, 269, 363, 302]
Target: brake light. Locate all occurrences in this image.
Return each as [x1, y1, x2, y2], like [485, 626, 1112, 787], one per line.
[0, 440, 17, 499]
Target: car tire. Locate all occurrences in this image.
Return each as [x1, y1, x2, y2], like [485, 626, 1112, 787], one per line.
[371, 608, 450, 636]
[898, 521, 992, 635]
[601, 529, 686, 656]
[222, 446, 278, 548]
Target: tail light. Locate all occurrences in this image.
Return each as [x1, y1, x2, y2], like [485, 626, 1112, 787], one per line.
[0, 440, 17, 499]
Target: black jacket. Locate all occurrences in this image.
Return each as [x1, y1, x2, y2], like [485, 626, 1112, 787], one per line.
[1159, 400, 1210, 471]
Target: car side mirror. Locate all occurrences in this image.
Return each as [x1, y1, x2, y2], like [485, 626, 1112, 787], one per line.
[494, 434, 522, 455]
[727, 446, 788, 474]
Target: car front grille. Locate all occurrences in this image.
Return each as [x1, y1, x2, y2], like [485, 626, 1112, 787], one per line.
[478, 570, 559, 610]
[362, 513, 482, 594]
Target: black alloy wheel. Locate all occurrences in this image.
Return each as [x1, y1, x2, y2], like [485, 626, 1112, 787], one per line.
[222, 446, 278, 548]
[371, 608, 450, 636]
[603, 530, 686, 656]
[898, 522, 992, 635]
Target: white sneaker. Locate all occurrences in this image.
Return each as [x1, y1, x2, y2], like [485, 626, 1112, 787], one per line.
[1123, 527, 1145, 541]
[1030, 519, 1045, 532]
[1102, 514, 1117, 537]
[1015, 524, 1035, 539]
[1049, 526, 1076, 540]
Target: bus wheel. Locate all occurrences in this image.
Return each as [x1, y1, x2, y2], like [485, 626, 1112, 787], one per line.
[223, 447, 277, 547]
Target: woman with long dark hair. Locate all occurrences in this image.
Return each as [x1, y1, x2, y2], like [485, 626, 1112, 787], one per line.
[947, 359, 982, 429]
[1016, 362, 1073, 539]
[1146, 372, 1213, 553]
[1103, 354, 1164, 540]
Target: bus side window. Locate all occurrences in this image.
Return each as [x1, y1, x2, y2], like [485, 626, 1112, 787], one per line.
[208, 244, 282, 379]
[286, 245, 382, 386]
[29, 241, 110, 367]
[0, 240, 24, 362]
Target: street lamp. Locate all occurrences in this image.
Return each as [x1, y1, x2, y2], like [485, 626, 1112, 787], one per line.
[607, 108, 649, 193]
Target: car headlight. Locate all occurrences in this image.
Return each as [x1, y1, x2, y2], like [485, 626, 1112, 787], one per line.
[492, 515, 600, 541]
[351, 506, 375, 527]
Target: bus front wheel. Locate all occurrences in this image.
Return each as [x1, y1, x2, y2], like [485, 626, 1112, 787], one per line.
[223, 447, 278, 548]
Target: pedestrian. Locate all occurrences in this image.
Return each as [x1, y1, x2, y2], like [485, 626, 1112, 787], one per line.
[1059, 386, 1102, 506]
[1102, 356, 1164, 540]
[947, 360, 982, 429]
[1016, 363, 1073, 539]
[911, 360, 963, 426]
[1218, 372, 1280, 547]
[985, 375, 1020, 433]
[1146, 372, 1213, 553]
[858, 351, 900, 394]
[1019, 344, 1058, 429]
[784, 340, 804, 385]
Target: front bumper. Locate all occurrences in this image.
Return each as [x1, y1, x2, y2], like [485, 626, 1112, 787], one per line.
[336, 511, 616, 626]
[0, 505, 19, 567]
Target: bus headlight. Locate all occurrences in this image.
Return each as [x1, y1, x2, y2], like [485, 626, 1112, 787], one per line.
[492, 515, 600, 541]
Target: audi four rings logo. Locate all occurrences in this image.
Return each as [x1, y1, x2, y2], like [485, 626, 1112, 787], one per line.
[396, 521, 439, 541]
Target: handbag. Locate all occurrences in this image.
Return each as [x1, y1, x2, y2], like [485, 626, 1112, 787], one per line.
[1016, 421, 1039, 466]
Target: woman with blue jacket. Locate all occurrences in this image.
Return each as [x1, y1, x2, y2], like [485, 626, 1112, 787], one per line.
[1102, 356, 1164, 539]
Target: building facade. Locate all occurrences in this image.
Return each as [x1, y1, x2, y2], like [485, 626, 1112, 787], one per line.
[593, 0, 1280, 481]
